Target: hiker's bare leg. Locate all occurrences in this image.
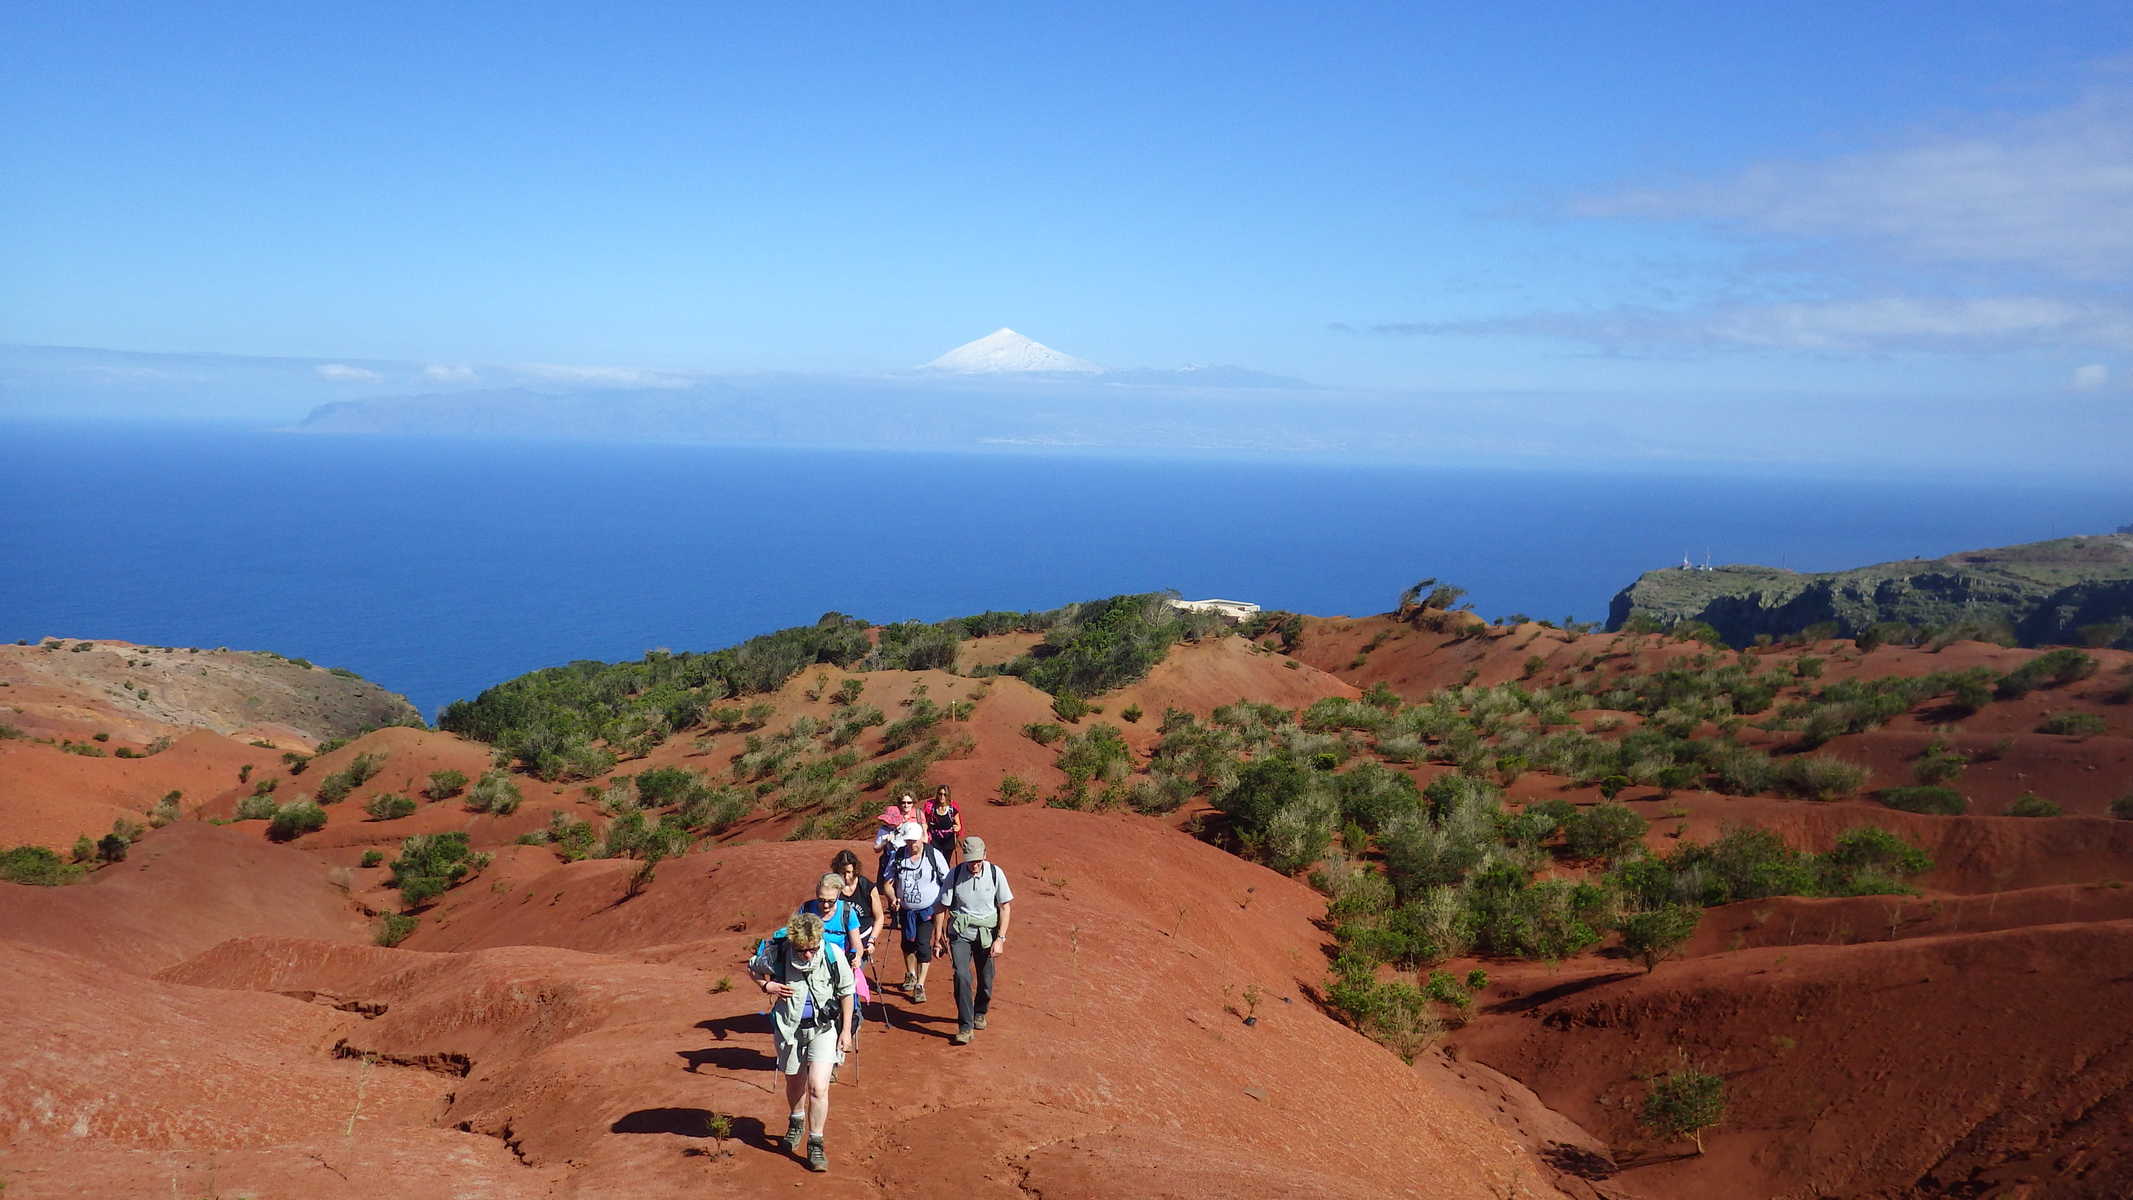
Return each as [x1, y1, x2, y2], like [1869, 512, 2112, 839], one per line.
[806, 1053, 833, 1135]
[784, 1063, 808, 1121]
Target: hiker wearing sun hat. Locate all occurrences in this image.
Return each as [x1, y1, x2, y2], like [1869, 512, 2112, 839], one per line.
[873, 800, 908, 874]
[937, 834, 1014, 1046]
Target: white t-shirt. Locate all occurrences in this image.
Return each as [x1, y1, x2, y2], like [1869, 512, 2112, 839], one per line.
[892, 845, 949, 909]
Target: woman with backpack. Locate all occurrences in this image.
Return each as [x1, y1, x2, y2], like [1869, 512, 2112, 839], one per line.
[872, 800, 909, 882]
[797, 872, 873, 999]
[924, 785, 962, 866]
[883, 821, 950, 1004]
[746, 910, 853, 1173]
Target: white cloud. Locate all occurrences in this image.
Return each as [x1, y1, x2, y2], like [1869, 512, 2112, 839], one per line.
[1579, 89, 2133, 279]
[314, 363, 382, 382]
[2073, 363, 2110, 390]
[512, 362, 696, 389]
[422, 363, 478, 381]
[1364, 296, 2133, 355]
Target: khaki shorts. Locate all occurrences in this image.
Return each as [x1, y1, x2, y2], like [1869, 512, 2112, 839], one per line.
[776, 1022, 843, 1075]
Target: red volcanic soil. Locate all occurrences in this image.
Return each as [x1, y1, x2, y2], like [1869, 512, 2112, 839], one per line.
[1452, 921, 2133, 1199]
[0, 821, 370, 972]
[1, 806, 1563, 1199]
[1109, 635, 1357, 733]
[10, 620, 2133, 1198]
[0, 729, 261, 852]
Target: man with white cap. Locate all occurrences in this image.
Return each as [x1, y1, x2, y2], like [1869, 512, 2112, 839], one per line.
[936, 834, 1014, 1045]
[884, 819, 949, 1003]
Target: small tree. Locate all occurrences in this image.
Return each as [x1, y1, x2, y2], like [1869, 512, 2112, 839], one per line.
[1618, 905, 1700, 973]
[1641, 1066, 1725, 1154]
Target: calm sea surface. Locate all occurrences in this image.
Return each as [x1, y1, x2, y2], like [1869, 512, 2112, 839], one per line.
[4, 422, 2127, 716]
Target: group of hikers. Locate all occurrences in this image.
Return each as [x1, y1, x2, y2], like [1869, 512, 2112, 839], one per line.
[744, 784, 1014, 1173]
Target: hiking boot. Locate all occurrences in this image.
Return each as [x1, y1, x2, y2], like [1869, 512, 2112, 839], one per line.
[807, 1136, 828, 1172]
[952, 1029, 974, 1046]
[911, 985, 927, 1004]
[783, 1114, 806, 1153]
[973, 1013, 987, 1030]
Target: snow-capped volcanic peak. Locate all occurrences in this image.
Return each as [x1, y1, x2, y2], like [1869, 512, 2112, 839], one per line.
[922, 328, 1103, 374]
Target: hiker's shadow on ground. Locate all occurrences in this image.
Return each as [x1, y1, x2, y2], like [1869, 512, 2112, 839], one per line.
[611, 1108, 769, 1148]
[696, 1013, 772, 1039]
[888, 1008, 959, 1040]
[679, 1045, 775, 1073]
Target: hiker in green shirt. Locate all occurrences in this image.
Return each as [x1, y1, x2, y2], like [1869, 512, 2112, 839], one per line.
[746, 910, 854, 1172]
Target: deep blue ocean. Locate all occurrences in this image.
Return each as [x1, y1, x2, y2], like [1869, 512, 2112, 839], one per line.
[4, 421, 2128, 717]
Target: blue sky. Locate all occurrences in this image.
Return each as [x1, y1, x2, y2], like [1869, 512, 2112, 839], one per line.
[5, 1, 2131, 404]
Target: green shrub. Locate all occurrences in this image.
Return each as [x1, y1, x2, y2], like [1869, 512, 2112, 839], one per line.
[466, 770, 523, 815]
[1774, 754, 1869, 801]
[829, 703, 886, 746]
[1050, 692, 1093, 722]
[1320, 861, 1396, 920]
[389, 832, 477, 906]
[1004, 593, 1220, 698]
[881, 699, 944, 751]
[1880, 785, 1967, 815]
[424, 769, 469, 800]
[374, 912, 419, 947]
[2037, 711, 2106, 737]
[1332, 762, 1424, 833]
[73, 834, 97, 863]
[2005, 792, 2061, 818]
[1619, 905, 1700, 972]
[1022, 722, 1066, 745]
[1642, 1067, 1726, 1154]
[1051, 723, 1134, 793]
[267, 800, 328, 841]
[1325, 967, 1440, 1063]
[360, 849, 384, 868]
[871, 620, 962, 672]
[2111, 793, 2133, 820]
[675, 785, 753, 833]
[234, 793, 280, 821]
[147, 790, 182, 827]
[364, 793, 417, 821]
[632, 766, 697, 806]
[1421, 969, 1473, 1008]
[545, 811, 599, 860]
[1121, 704, 1144, 723]
[1996, 649, 2097, 699]
[438, 616, 871, 763]
[1562, 804, 1647, 861]
[1912, 744, 1966, 785]
[1468, 868, 1611, 960]
[1817, 827, 1933, 893]
[315, 752, 386, 804]
[1942, 674, 1993, 716]
[1, 845, 84, 885]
